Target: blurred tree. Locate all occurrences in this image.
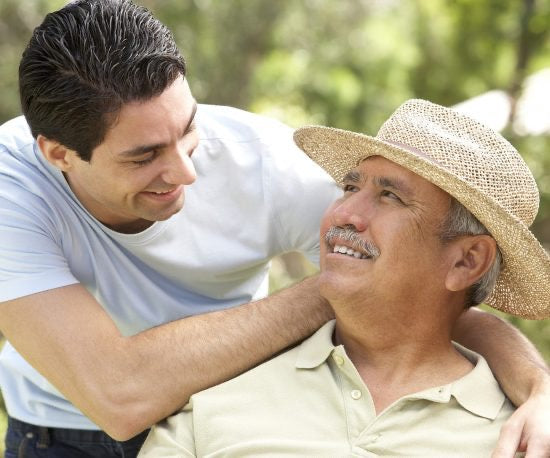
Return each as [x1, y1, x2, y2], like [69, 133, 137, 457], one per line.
[0, 0, 66, 122]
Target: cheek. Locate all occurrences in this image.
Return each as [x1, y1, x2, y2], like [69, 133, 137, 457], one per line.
[319, 201, 339, 235]
[319, 209, 336, 271]
[121, 169, 157, 194]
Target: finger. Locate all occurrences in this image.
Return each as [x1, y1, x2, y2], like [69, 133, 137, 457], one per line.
[524, 437, 550, 458]
[492, 419, 523, 458]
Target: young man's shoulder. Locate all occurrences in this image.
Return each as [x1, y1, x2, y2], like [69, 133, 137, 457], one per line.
[0, 115, 35, 154]
[0, 115, 71, 226]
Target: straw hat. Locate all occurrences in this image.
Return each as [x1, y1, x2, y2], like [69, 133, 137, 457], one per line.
[294, 99, 550, 319]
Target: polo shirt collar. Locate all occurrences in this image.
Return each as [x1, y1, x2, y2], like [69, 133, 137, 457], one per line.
[295, 321, 505, 420]
[402, 343, 505, 420]
[295, 320, 337, 369]
[449, 343, 506, 419]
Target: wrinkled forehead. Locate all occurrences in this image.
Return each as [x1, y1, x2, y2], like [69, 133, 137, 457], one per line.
[353, 155, 452, 207]
[354, 154, 431, 185]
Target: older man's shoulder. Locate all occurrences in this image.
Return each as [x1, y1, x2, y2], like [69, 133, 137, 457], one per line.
[192, 342, 303, 405]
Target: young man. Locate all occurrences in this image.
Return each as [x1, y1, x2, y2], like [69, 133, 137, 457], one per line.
[0, 1, 548, 456]
[140, 99, 550, 457]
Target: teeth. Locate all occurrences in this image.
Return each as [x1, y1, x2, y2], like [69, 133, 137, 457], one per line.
[333, 244, 368, 259]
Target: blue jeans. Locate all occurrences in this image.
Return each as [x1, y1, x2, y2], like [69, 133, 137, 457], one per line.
[4, 416, 149, 458]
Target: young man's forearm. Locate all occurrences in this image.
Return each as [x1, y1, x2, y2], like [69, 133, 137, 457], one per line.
[119, 275, 332, 436]
[1, 276, 332, 440]
[452, 307, 549, 405]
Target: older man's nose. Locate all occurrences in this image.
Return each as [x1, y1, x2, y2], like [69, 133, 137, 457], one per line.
[331, 198, 368, 232]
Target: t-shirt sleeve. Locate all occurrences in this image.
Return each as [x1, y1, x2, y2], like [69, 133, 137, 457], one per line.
[266, 128, 342, 266]
[0, 195, 78, 302]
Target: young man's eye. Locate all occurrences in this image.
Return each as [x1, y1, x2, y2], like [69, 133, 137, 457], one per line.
[132, 154, 156, 167]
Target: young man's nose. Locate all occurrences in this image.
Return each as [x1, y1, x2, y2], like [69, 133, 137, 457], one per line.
[161, 145, 197, 185]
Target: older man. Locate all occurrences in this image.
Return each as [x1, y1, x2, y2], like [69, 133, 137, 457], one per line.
[139, 99, 550, 457]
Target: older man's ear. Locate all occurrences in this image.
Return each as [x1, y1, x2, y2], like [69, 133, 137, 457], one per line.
[444, 235, 498, 293]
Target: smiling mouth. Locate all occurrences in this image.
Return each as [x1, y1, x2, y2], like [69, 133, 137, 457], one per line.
[332, 244, 373, 259]
[149, 189, 175, 195]
[141, 186, 183, 201]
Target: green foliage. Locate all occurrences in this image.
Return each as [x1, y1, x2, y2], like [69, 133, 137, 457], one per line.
[0, 0, 66, 122]
[510, 316, 550, 359]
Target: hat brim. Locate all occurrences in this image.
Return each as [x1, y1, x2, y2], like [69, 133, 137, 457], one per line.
[295, 126, 550, 319]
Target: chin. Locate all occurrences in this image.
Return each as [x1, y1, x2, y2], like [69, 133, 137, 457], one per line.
[150, 210, 179, 222]
[318, 272, 344, 300]
[320, 271, 367, 302]
[150, 200, 185, 221]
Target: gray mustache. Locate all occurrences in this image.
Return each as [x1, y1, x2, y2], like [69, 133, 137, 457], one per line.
[325, 226, 380, 258]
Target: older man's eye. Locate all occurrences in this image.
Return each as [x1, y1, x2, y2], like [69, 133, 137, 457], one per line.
[342, 184, 359, 193]
[381, 190, 403, 202]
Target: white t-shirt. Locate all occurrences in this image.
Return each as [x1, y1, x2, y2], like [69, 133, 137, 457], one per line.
[0, 104, 341, 429]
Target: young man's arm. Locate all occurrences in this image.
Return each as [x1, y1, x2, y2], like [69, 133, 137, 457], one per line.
[452, 308, 550, 457]
[0, 276, 332, 441]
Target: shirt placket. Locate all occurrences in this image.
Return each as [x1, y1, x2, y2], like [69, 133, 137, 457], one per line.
[329, 347, 381, 457]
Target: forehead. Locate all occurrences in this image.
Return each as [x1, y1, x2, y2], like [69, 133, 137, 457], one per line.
[352, 156, 430, 186]
[94, 76, 195, 158]
[352, 155, 451, 204]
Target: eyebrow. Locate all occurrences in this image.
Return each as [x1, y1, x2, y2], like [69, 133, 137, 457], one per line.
[342, 170, 361, 183]
[118, 101, 198, 158]
[342, 170, 414, 196]
[374, 175, 414, 196]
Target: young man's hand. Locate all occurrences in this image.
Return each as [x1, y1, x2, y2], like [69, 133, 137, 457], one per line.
[492, 381, 550, 457]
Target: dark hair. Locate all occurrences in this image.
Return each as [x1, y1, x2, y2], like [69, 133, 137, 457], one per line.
[19, 0, 186, 161]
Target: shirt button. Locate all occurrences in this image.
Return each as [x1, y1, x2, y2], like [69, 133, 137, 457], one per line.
[333, 355, 344, 366]
[351, 389, 362, 400]
[26, 432, 34, 439]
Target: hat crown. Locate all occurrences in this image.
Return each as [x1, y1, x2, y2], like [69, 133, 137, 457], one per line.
[376, 99, 539, 226]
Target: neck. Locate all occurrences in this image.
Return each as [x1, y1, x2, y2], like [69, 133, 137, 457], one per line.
[332, 298, 473, 413]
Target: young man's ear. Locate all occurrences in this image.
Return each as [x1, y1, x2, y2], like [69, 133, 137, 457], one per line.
[37, 134, 78, 172]
[445, 235, 497, 292]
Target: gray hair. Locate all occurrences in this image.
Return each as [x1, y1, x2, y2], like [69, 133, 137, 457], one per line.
[439, 198, 502, 307]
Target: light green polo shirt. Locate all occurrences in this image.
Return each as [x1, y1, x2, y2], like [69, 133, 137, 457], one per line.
[139, 321, 515, 457]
